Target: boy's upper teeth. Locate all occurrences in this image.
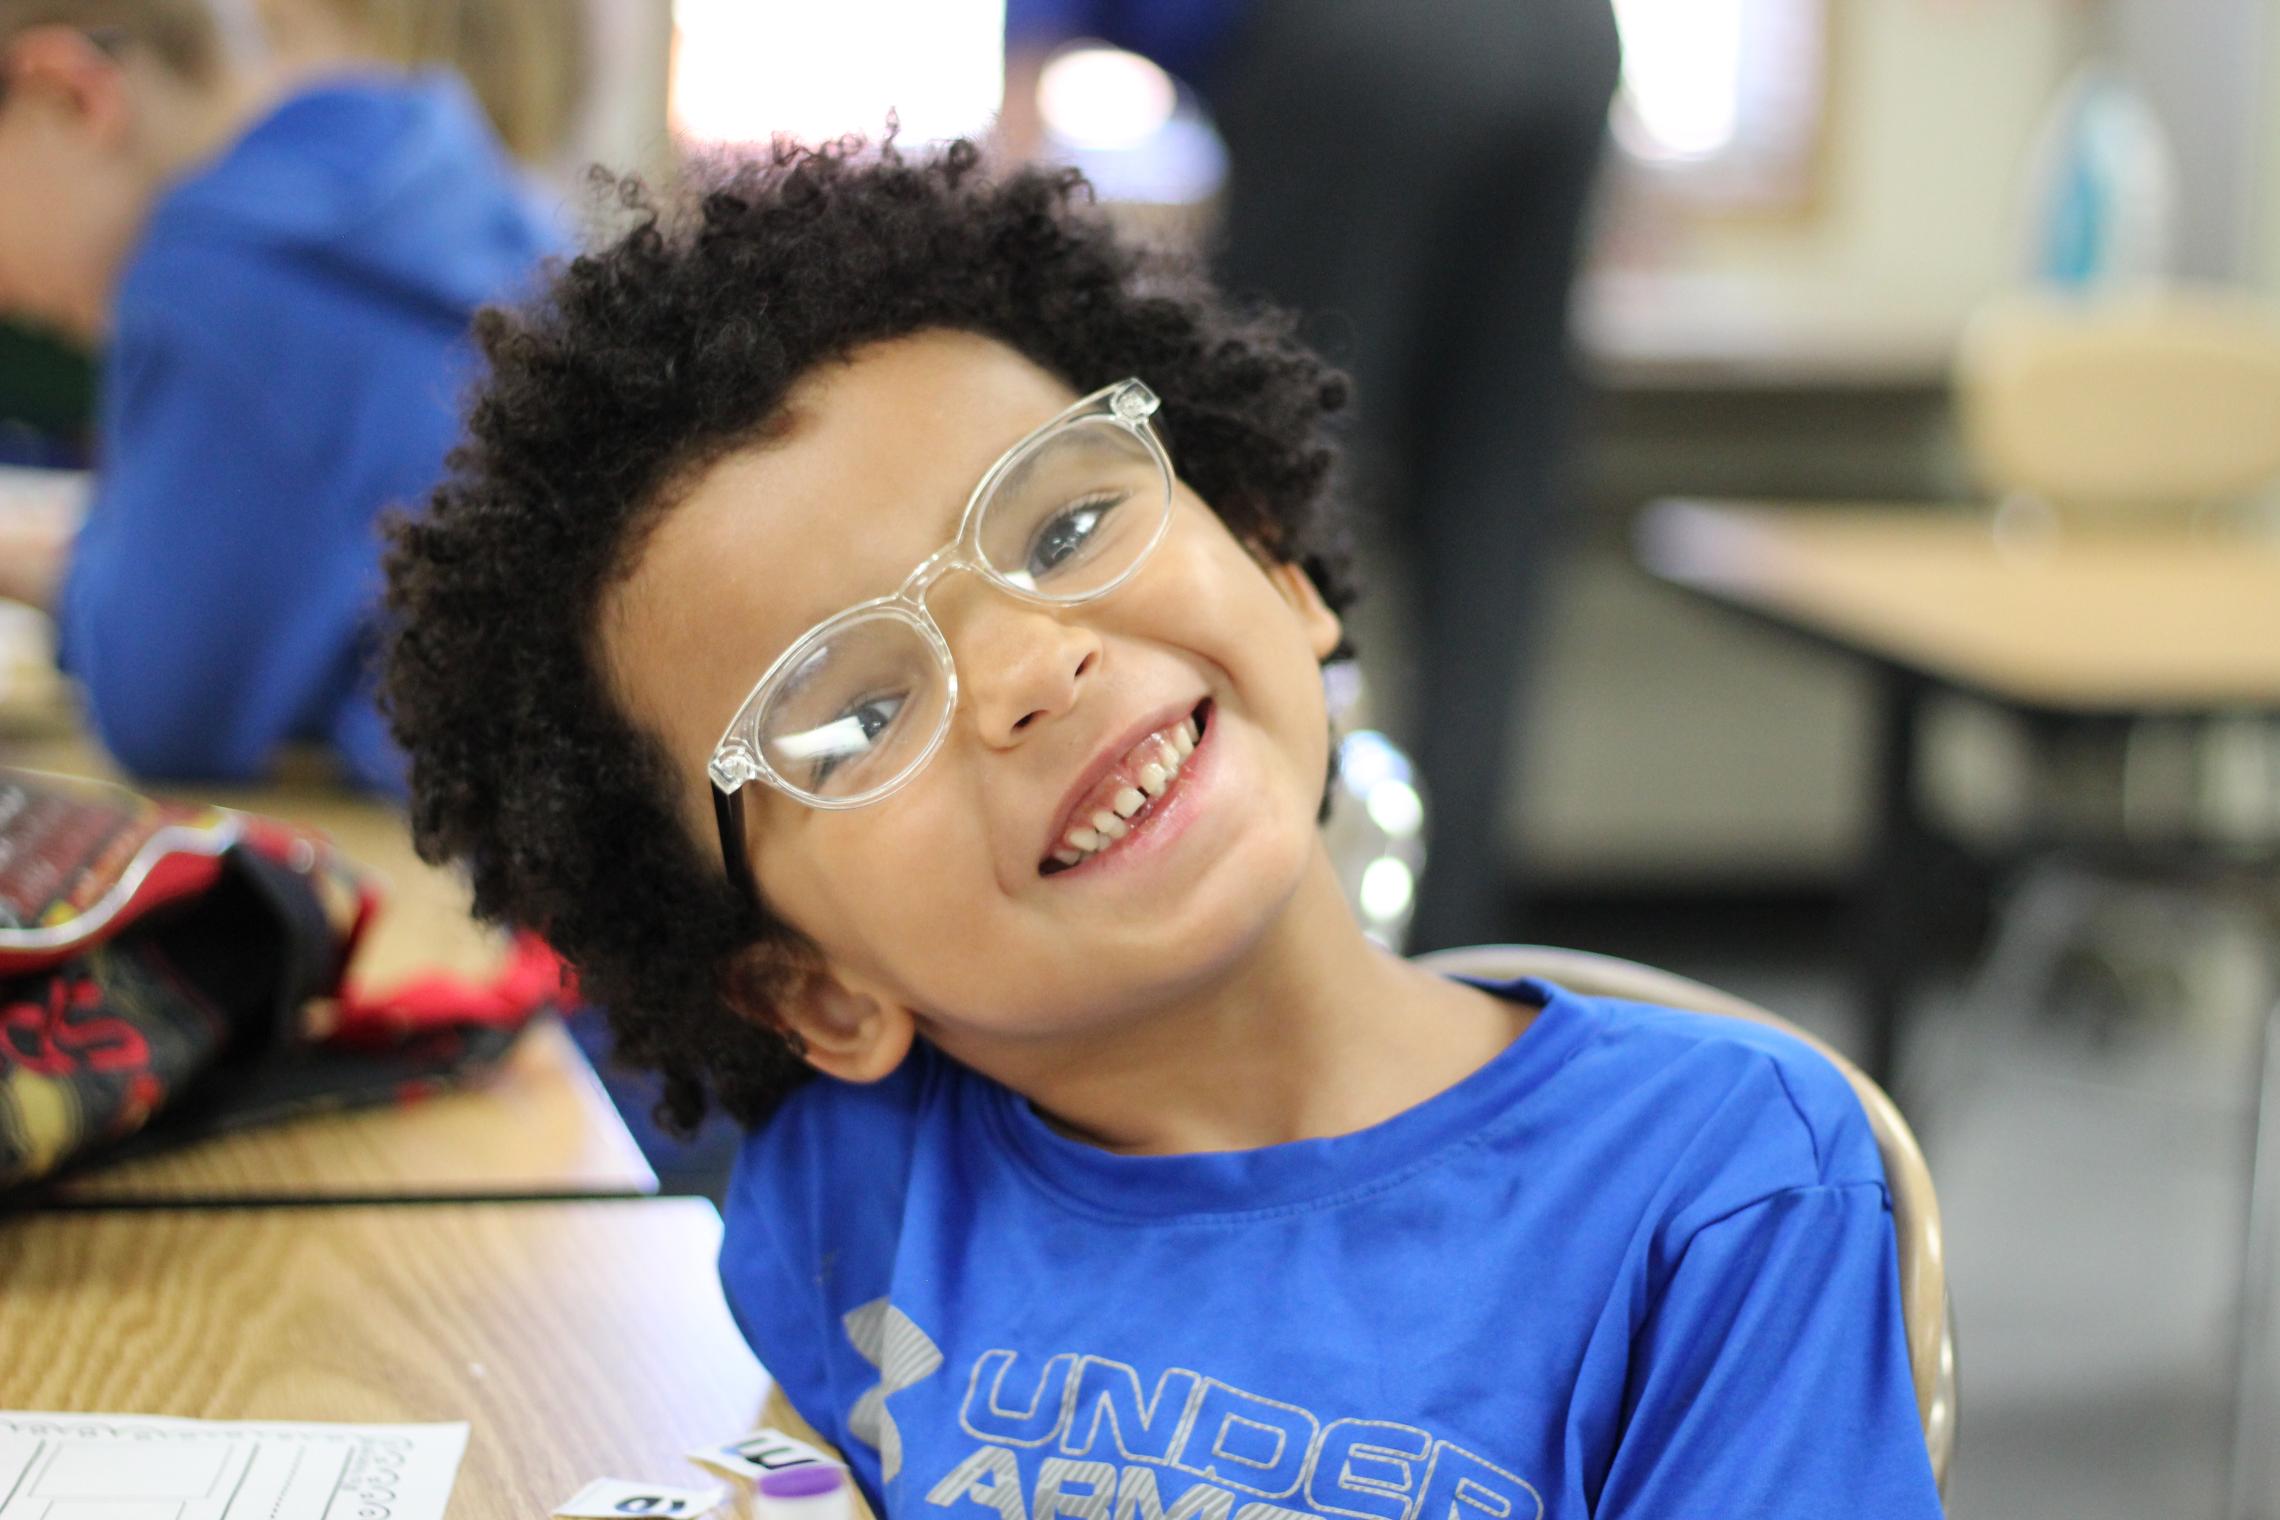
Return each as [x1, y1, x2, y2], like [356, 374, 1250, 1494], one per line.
[1050, 711, 1203, 866]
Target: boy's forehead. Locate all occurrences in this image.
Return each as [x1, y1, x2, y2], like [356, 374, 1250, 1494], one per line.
[787, 332, 1082, 466]
[696, 333, 1084, 571]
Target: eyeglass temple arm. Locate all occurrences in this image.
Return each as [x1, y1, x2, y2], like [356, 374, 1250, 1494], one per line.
[713, 785, 758, 900]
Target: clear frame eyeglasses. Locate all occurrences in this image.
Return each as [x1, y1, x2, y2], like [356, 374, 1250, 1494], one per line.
[708, 378, 1173, 890]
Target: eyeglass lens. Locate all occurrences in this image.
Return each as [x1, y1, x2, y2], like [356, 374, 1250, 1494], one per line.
[756, 416, 1167, 799]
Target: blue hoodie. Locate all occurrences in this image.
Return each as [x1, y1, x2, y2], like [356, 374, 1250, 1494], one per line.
[58, 73, 556, 793]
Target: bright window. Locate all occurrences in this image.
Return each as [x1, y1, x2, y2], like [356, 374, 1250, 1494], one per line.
[1611, 0, 1827, 208]
[670, 0, 1005, 146]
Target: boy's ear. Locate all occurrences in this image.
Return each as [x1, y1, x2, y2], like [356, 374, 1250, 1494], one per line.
[724, 944, 915, 1084]
[4, 26, 136, 147]
[1261, 557, 1343, 662]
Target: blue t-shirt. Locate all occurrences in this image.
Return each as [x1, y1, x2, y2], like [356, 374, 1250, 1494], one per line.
[720, 977, 1942, 1518]
[59, 73, 555, 794]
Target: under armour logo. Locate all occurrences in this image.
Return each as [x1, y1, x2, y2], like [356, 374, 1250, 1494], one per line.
[842, 1299, 944, 1481]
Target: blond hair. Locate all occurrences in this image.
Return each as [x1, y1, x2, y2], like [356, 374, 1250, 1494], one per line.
[0, 0, 261, 83]
[314, 0, 587, 163]
[0, 0, 590, 164]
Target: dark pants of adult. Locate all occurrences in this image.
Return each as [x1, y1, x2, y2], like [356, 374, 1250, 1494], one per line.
[1204, 0, 1621, 951]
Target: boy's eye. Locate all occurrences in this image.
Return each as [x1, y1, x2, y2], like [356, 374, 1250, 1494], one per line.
[1025, 492, 1126, 579]
[804, 691, 908, 787]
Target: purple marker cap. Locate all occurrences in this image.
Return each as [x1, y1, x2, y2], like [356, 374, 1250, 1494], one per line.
[758, 1466, 846, 1500]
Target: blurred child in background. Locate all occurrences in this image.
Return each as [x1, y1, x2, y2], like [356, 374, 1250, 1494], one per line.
[0, 0, 563, 790]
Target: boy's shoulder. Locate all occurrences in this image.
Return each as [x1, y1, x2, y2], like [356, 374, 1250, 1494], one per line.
[1546, 978, 1866, 1117]
[737, 1047, 938, 1177]
[1490, 974, 1890, 1221]
[724, 1044, 943, 1249]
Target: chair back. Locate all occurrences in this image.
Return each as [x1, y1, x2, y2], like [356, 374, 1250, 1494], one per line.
[1955, 287, 2280, 514]
[1417, 944, 1956, 1496]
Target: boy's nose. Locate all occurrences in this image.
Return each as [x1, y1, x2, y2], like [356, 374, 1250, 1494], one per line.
[935, 579, 1102, 745]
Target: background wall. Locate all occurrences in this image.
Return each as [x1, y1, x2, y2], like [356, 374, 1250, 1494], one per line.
[1512, 0, 2088, 890]
[2107, 0, 2264, 281]
[1675, 0, 2081, 318]
[2259, 0, 2280, 290]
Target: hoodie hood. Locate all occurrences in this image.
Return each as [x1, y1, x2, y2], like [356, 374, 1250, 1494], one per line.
[142, 72, 560, 322]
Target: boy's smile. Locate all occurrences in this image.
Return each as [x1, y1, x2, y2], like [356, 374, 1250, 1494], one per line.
[1037, 698, 1207, 874]
[604, 329, 1347, 1080]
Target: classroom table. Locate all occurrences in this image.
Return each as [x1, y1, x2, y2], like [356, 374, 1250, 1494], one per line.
[4, 729, 657, 1205]
[1633, 497, 2280, 1084]
[0, 1198, 770, 1520]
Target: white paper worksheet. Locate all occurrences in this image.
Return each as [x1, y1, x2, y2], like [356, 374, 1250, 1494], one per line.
[0, 1413, 467, 1520]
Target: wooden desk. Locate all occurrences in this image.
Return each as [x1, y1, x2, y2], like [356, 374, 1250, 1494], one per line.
[51, 1018, 657, 1205]
[4, 732, 656, 1204]
[1636, 499, 2280, 717]
[1635, 498, 2280, 1085]
[0, 1199, 768, 1520]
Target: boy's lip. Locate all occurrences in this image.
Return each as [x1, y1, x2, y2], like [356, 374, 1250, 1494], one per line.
[1039, 696, 1208, 867]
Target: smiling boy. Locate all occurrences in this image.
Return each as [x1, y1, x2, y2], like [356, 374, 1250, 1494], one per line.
[383, 140, 1943, 1517]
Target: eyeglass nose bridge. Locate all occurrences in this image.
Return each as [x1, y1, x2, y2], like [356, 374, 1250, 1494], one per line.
[896, 545, 968, 607]
[894, 535, 1064, 622]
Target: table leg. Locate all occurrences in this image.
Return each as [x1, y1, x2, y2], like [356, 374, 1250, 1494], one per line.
[1854, 668, 1928, 1095]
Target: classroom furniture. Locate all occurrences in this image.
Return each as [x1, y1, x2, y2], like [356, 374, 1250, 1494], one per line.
[47, 1017, 657, 1205]
[1939, 293, 2280, 1083]
[0, 1198, 766, 1520]
[1632, 497, 2280, 1083]
[1951, 288, 2280, 1520]
[2, 730, 656, 1204]
[1633, 489, 2279, 1518]
[1955, 288, 2280, 515]
[1417, 943, 1957, 1500]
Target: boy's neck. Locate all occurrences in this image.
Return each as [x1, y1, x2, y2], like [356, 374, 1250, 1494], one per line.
[996, 843, 1531, 1157]
[130, 66, 277, 187]
[129, 33, 391, 201]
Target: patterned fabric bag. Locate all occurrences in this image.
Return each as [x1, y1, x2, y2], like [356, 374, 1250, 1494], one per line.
[0, 767, 559, 1193]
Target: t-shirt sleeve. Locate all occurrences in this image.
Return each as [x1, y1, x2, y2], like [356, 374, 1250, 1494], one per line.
[719, 1126, 851, 1455]
[1594, 1181, 1943, 1517]
[716, 1056, 931, 1480]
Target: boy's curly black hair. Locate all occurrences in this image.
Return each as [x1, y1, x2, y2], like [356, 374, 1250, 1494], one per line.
[382, 135, 1357, 1135]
